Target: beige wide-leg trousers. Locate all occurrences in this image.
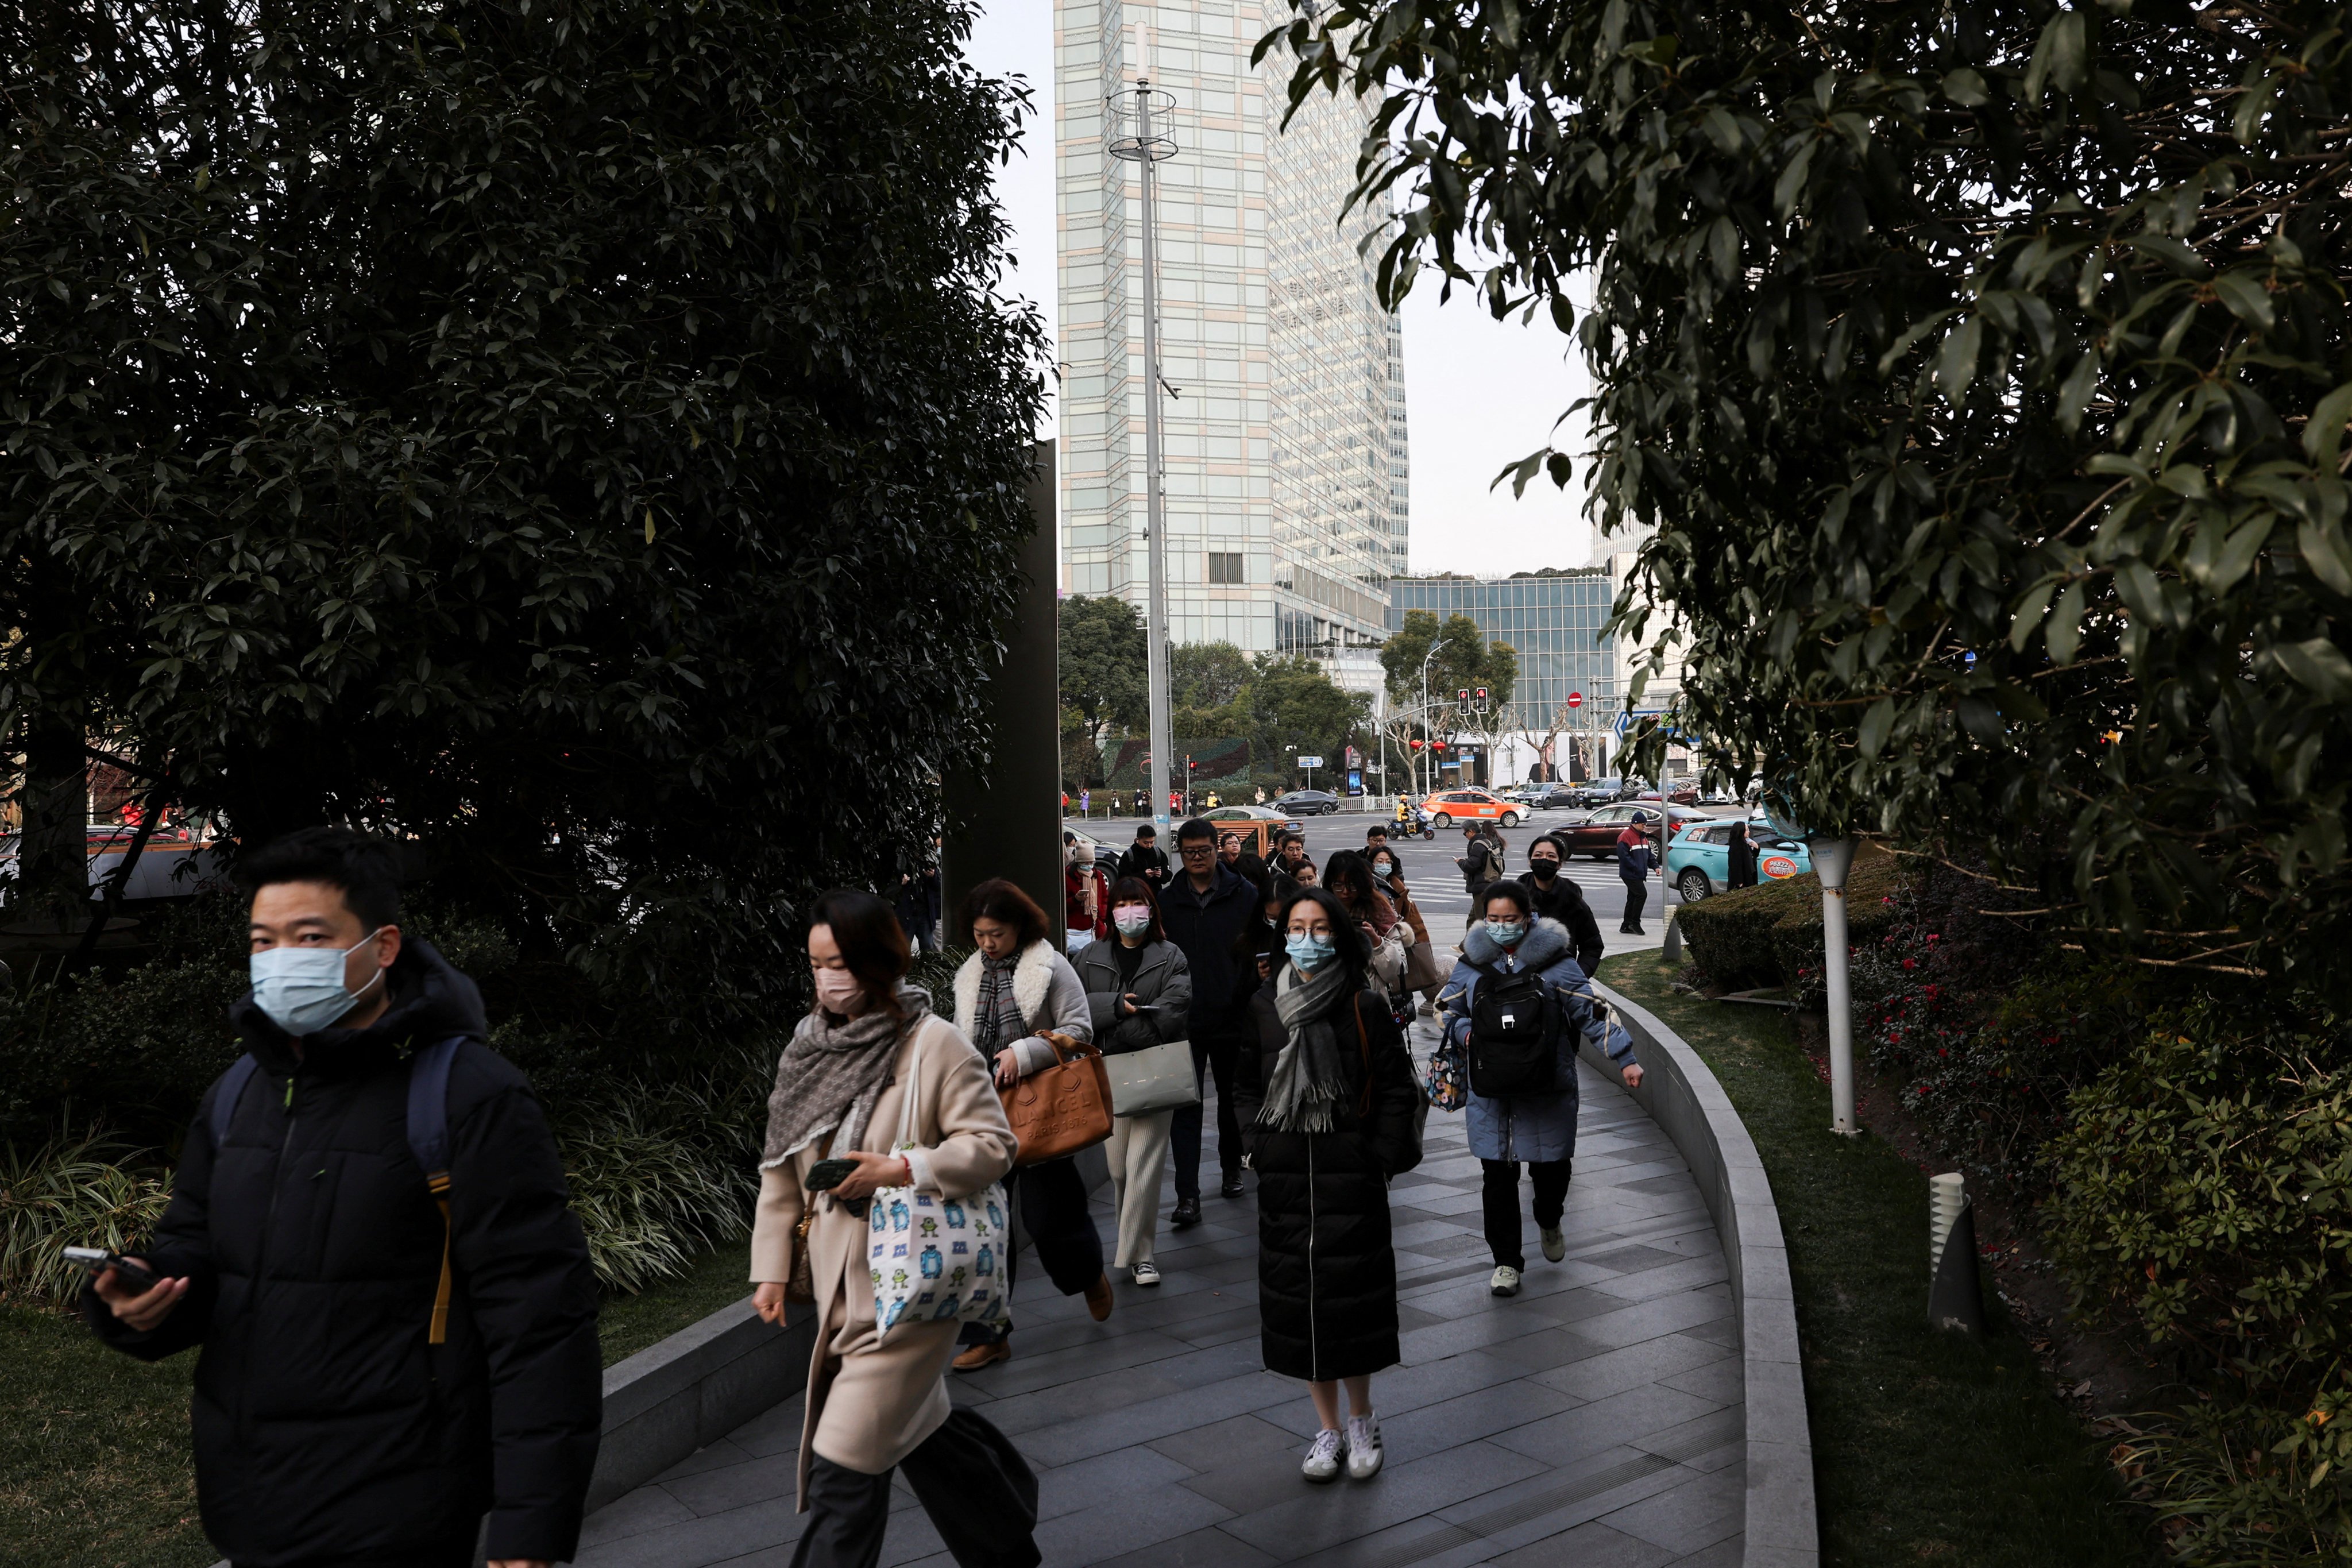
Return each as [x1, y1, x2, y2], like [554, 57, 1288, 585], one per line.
[1104, 1109, 1176, 1268]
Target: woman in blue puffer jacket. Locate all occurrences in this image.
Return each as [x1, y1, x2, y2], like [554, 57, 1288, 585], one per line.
[1436, 882, 1640, 1299]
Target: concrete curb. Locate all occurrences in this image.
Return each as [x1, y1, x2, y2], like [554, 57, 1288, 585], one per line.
[1587, 979, 1820, 1568]
[588, 1296, 815, 1513]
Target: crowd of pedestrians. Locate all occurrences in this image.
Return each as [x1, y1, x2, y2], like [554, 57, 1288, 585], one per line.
[80, 810, 1654, 1568]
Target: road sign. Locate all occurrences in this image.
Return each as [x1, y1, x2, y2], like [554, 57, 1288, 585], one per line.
[1566, 691, 1584, 709]
[1296, 754, 1324, 768]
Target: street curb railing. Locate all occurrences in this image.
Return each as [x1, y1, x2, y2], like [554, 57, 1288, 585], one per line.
[1588, 980, 1820, 1568]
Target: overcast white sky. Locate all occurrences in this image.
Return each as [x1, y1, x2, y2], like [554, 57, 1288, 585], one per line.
[965, 0, 1597, 576]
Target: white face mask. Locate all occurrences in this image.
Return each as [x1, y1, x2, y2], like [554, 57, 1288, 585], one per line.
[248, 929, 385, 1037]
[1112, 905, 1152, 937]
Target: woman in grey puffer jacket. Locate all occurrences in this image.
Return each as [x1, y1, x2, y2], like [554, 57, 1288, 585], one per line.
[1436, 883, 1639, 1299]
[1074, 878, 1193, 1285]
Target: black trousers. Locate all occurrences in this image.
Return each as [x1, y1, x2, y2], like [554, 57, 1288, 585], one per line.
[959, 1156, 1102, 1345]
[1620, 876, 1648, 931]
[1482, 1157, 1573, 1270]
[1170, 1032, 1242, 1201]
[791, 1406, 1041, 1568]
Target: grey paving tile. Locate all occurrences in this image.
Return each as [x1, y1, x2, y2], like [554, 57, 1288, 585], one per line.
[1489, 1519, 1679, 1568]
[1145, 1411, 1303, 1472]
[1217, 1439, 1546, 1557]
[661, 1451, 797, 1517]
[652, 1436, 757, 1484]
[1531, 1333, 1733, 1404]
[1090, 1525, 1283, 1568]
[1018, 1370, 1298, 1466]
[576, 1482, 698, 1548]
[1034, 1478, 1236, 1559]
[1378, 1377, 1585, 1465]
[1036, 1442, 1197, 1521]
[1489, 1382, 1726, 1469]
[1597, 1462, 1745, 1553]
[1656, 1355, 1744, 1406]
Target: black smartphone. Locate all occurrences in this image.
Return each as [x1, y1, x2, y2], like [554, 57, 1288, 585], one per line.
[61, 1247, 162, 1289]
[804, 1157, 859, 1194]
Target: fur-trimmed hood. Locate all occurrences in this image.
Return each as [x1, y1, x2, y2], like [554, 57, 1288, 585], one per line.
[1461, 913, 1573, 974]
[952, 939, 1060, 1036]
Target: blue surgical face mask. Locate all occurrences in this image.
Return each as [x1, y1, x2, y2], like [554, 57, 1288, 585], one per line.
[1484, 918, 1528, 947]
[1285, 932, 1337, 972]
[249, 929, 385, 1036]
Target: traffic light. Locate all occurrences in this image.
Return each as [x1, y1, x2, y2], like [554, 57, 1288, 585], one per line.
[1457, 688, 1470, 705]
[1474, 687, 1489, 711]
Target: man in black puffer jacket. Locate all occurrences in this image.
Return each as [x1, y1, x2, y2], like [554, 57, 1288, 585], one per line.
[85, 828, 600, 1568]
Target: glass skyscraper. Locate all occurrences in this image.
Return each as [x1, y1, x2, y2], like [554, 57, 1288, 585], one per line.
[1387, 571, 1620, 733]
[1055, 1, 1406, 689]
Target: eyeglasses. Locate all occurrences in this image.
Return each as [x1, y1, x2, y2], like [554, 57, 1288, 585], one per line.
[1179, 843, 1215, 856]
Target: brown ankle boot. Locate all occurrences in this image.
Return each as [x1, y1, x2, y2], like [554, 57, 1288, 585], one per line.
[952, 1337, 1011, 1372]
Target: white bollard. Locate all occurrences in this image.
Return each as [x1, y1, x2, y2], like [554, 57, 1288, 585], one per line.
[1812, 836, 1859, 1136]
[1928, 1172, 1967, 1273]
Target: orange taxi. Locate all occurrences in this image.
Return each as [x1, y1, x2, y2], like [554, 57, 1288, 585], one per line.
[1418, 789, 1525, 829]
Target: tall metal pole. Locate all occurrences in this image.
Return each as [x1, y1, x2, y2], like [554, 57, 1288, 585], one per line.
[1112, 82, 1177, 836]
[1813, 836, 1860, 1136]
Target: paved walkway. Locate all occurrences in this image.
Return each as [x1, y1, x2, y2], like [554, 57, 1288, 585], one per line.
[576, 1025, 1741, 1568]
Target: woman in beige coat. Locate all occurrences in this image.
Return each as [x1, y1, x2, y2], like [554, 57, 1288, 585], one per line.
[751, 890, 1038, 1568]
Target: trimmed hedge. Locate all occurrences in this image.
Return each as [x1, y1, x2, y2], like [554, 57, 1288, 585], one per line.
[1677, 850, 1910, 991]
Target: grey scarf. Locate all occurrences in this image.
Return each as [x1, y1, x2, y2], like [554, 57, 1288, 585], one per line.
[760, 982, 932, 1169]
[971, 951, 1024, 1051]
[1260, 959, 1354, 1133]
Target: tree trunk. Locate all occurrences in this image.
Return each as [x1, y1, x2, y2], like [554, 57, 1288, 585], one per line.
[15, 712, 90, 928]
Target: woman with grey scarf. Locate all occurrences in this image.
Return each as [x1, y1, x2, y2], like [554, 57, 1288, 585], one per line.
[1231, 886, 1423, 1486]
[747, 890, 1036, 1568]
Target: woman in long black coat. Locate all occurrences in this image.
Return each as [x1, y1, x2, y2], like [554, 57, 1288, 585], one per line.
[1234, 885, 1423, 1486]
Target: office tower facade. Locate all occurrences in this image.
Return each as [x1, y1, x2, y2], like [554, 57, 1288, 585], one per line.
[1389, 566, 1696, 782]
[1055, 0, 1406, 688]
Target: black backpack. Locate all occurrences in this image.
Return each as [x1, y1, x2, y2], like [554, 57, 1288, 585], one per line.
[1465, 963, 1562, 1096]
[210, 1037, 466, 1343]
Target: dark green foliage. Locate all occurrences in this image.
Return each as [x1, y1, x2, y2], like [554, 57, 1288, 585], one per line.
[1059, 594, 1149, 747]
[1674, 853, 1906, 990]
[3, 0, 1049, 1033]
[1380, 611, 1517, 714]
[1604, 953, 2152, 1567]
[1266, 0, 2352, 994]
[2048, 1005, 2352, 1559]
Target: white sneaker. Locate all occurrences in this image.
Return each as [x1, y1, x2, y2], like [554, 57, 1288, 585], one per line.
[1301, 1428, 1346, 1483]
[1346, 1415, 1384, 1480]
[1490, 1265, 1522, 1297]
[1540, 1228, 1566, 1263]
[1131, 1260, 1161, 1287]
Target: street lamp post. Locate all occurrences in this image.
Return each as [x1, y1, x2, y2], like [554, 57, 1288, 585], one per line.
[1109, 80, 1177, 837]
[1416, 637, 1447, 798]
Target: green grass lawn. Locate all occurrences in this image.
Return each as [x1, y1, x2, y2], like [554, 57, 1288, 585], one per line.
[2, 1243, 753, 1568]
[1599, 949, 2154, 1567]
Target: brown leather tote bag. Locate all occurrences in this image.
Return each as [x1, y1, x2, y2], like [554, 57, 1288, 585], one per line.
[999, 1030, 1114, 1167]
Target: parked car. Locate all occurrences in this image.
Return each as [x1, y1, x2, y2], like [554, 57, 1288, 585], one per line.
[1515, 782, 1581, 810]
[1417, 788, 1524, 829]
[0, 822, 233, 903]
[1567, 778, 1628, 808]
[1272, 789, 1341, 817]
[1665, 819, 1812, 902]
[1634, 784, 1702, 806]
[1552, 802, 1708, 858]
[1198, 805, 1307, 856]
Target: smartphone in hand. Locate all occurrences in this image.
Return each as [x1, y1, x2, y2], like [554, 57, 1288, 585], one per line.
[63, 1248, 162, 1289]
[804, 1158, 859, 1194]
